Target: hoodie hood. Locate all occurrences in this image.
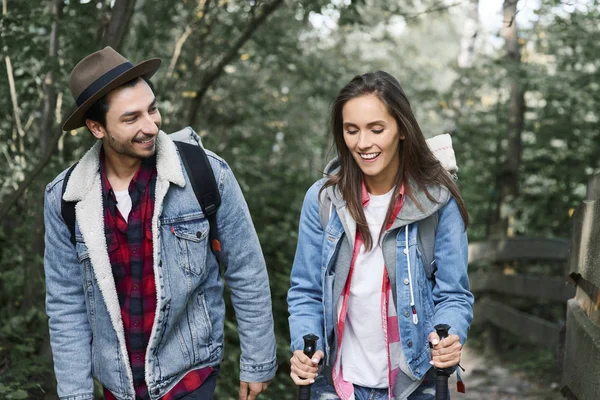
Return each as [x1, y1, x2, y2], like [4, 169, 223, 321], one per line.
[322, 156, 451, 233]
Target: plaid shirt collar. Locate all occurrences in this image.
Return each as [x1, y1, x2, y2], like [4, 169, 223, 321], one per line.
[99, 148, 156, 203]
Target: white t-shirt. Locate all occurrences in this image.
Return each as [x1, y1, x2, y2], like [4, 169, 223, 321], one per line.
[340, 188, 394, 388]
[114, 189, 132, 222]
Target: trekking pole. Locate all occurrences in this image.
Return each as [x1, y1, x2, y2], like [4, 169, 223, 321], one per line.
[434, 324, 452, 400]
[298, 334, 319, 400]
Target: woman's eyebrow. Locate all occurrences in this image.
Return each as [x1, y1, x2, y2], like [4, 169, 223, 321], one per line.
[343, 120, 387, 127]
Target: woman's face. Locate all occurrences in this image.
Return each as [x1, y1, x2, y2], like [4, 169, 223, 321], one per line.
[342, 94, 402, 194]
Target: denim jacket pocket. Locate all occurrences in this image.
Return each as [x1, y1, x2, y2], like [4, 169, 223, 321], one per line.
[192, 292, 213, 357]
[171, 291, 213, 370]
[172, 219, 209, 276]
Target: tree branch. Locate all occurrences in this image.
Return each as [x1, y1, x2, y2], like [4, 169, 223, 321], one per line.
[1, 147, 14, 170]
[402, 0, 468, 21]
[186, 0, 285, 127]
[5, 56, 26, 149]
[166, 25, 193, 79]
[196, 0, 213, 27]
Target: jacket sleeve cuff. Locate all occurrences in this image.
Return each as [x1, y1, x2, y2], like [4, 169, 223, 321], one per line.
[60, 392, 94, 400]
[239, 358, 278, 383]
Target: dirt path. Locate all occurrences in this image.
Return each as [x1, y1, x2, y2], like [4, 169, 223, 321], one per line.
[448, 345, 563, 399]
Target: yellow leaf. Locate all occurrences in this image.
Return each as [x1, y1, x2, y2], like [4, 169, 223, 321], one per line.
[182, 91, 198, 98]
[240, 53, 250, 61]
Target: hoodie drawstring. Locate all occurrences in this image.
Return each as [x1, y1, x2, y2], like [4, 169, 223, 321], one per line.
[405, 225, 418, 325]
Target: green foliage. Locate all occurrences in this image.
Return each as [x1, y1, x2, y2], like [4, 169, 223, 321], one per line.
[1, 0, 599, 398]
[447, 1, 600, 240]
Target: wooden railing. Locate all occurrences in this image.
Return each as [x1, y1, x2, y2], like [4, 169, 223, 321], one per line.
[561, 175, 600, 399]
[469, 238, 574, 353]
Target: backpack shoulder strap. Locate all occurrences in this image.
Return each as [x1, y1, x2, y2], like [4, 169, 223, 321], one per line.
[174, 141, 222, 256]
[61, 163, 78, 246]
[417, 211, 439, 279]
[318, 188, 332, 230]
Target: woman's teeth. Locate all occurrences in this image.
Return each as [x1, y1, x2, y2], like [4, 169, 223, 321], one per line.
[360, 152, 380, 160]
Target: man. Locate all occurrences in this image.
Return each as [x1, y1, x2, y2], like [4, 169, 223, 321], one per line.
[44, 47, 277, 400]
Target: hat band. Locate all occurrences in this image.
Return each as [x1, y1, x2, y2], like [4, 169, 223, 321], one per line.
[76, 62, 134, 106]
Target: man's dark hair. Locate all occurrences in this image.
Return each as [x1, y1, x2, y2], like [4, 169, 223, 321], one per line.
[84, 76, 155, 128]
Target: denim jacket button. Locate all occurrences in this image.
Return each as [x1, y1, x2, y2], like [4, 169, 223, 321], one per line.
[407, 340, 413, 347]
[403, 278, 409, 285]
[403, 248, 408, 255]
[404, 311, 410, 318]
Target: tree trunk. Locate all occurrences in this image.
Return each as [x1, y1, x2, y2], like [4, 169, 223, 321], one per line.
[495, 0, 525, 238]
[457, 0, 479, 68]
[101, 0, 137, 51]
[39, 0, 62, 155]
[486, 0, 526, 356]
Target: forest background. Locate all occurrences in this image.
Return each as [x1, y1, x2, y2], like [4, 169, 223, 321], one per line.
[0, 0, 598, 398]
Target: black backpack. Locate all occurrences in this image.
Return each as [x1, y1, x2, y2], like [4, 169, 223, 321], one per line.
[61, 140, 222, 256]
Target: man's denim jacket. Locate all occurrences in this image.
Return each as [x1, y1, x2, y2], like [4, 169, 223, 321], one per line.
[44, 131, 277, 400]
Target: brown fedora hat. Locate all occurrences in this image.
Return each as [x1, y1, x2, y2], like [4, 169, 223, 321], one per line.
[62, 46, 161, 131]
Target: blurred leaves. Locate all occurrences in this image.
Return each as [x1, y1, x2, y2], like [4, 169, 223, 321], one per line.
[1, 0, 600, 398]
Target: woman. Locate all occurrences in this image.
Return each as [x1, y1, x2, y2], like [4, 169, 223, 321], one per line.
[287, 71, 473, 400]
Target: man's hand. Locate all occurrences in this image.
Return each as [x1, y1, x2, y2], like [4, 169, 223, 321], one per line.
[429, 331, 462, 369]
[290, 349, 324, 386]
[239, 380, 270, 400]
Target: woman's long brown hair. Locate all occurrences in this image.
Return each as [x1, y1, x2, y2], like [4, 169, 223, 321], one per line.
[321, 71, 469, 251]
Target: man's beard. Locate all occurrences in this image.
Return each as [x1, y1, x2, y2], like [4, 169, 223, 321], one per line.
[105, 131, 157, 159]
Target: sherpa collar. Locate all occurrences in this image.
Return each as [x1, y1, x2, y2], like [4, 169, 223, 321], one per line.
[63, 130, 185, 202]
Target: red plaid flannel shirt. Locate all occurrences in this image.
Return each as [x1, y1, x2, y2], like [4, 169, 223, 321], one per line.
[100, 151, 212, 400]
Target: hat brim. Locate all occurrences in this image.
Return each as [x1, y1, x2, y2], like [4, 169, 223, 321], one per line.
[62, 58, 162, 131]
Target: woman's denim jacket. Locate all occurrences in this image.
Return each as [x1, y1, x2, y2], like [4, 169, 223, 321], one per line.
[288, 176, 473, 395]
[44, 131, 277, 400]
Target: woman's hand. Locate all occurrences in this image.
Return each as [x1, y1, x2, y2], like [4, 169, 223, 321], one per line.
[428, 331, 462, 368]
[290, 350, 324, 385]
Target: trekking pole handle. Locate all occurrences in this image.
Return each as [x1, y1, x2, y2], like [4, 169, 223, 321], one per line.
[298, 334, 319, 400]
[434, 324, 452, 400]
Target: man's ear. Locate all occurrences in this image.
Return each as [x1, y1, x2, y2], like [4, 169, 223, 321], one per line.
[85, 119, 106, 140]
